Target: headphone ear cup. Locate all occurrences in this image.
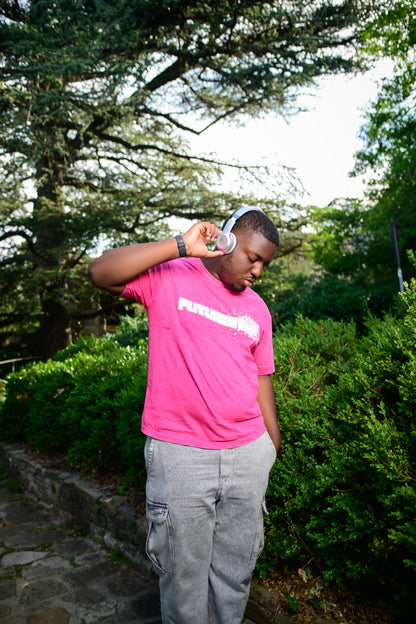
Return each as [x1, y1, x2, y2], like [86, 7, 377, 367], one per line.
[216, 232, 236, 254]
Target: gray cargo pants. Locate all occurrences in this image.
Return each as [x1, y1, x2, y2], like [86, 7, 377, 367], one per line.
[144, 432, 276, 624]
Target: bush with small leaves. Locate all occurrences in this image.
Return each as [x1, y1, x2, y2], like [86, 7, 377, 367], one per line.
[0, 333, 148, 485]
[260, 286, 416, 614]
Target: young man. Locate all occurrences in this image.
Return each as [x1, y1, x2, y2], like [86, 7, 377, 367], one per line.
[88, 209, 281, 624]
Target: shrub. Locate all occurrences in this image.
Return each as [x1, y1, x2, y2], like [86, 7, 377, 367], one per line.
[111, 313, 149, 346]
[0, 334, 148, 485]
[60, 337, 148, 481]
[261, 293, 416, 614]
[1, 291, 416, 613]
[261, 316, 357, 571]
[0, 359, 74, 447]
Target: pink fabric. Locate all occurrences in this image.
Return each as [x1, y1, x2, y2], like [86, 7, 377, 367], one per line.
[122, 257, 274, 449]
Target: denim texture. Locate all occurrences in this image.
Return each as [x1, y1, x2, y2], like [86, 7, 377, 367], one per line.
[144, 432, 276, 624]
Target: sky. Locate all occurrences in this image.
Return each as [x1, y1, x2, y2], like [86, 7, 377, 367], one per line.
[189, 59, 395, 208]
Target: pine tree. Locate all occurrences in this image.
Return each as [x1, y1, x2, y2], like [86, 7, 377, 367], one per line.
[0, 0, 371, 355]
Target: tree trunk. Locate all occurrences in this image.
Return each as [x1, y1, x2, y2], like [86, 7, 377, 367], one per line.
[37, 297, 72, 357]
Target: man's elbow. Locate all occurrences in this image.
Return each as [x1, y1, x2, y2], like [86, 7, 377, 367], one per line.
[87, 260, 101, 287]
[87, 260, 110, 290]
[87, 260, 124, 296]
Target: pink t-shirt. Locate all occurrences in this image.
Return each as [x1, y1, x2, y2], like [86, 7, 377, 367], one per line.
[122, 257, 274, 449]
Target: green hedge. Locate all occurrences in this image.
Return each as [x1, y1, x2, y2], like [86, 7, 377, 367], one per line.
[0, 334, 148, 485]
[262, 286, 416, 614]
[1, 285, 415, 613]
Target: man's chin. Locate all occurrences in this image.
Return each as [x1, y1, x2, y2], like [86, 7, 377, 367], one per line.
[226, 282, 246, 293]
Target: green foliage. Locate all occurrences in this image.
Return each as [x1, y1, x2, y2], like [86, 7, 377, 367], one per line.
[111, 313, 149, 347]
[0, 359, 74, 445]
[0, 0, 375, 356]
[71, 521, 91, 539]
[59, 339, 148, 481]
[110, 547, 130, 565]
[302, 193, 415, 323]
[1, 279, 416, 613]
[309, 55, 415, 321]
[0, 334, 148, 485]
[284, 591, 300, 615]
[289, 44, 416, 329]
[260, 284, 416, 612]
[272, 272, 379, 331]
[260, 316, 357, 569]
[362, 0, 416, 59]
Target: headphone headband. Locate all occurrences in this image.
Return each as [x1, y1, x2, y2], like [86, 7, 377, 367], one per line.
[216, 207, 262, 254]
[221, 207, 259, 236]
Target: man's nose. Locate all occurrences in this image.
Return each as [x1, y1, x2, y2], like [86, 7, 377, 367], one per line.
[251, 262, 263, 278]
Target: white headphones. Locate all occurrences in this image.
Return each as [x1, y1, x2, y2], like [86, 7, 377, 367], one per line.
[216, 207, 262, 254]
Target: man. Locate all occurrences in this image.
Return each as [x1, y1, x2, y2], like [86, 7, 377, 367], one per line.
[88, 209, 281, 624]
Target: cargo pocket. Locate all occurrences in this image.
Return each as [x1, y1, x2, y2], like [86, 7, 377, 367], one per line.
[145, 500, 174, 576]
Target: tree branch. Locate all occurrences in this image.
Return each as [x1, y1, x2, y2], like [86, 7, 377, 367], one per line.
[63, 176, 100, 192]
[94, 130, 261, 169]
[144, 57, 190, 93]
[0, 229, 37, 253]
[0, 0, 25, 22]
[0, 253, 32, 269]
[66, 248, 88, 269]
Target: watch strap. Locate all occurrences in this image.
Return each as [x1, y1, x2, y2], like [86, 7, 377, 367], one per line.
[174, 235, 187, 258]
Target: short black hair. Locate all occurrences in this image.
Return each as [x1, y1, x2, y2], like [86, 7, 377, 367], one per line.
[224, 209, 279, 247]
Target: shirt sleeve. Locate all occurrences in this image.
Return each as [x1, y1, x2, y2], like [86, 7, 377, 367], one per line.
[121, 263, 165, 308]
[252, 307, 275, 375]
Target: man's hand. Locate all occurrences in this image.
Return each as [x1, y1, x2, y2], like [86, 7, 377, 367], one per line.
[88, 220, 224, 295]
[182, 222, 224, 258]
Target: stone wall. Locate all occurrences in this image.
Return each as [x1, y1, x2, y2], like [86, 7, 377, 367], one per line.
[0, 443, 151, 575]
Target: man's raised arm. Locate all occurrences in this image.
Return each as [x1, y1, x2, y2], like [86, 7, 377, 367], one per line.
[87, 221, 222, 296]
